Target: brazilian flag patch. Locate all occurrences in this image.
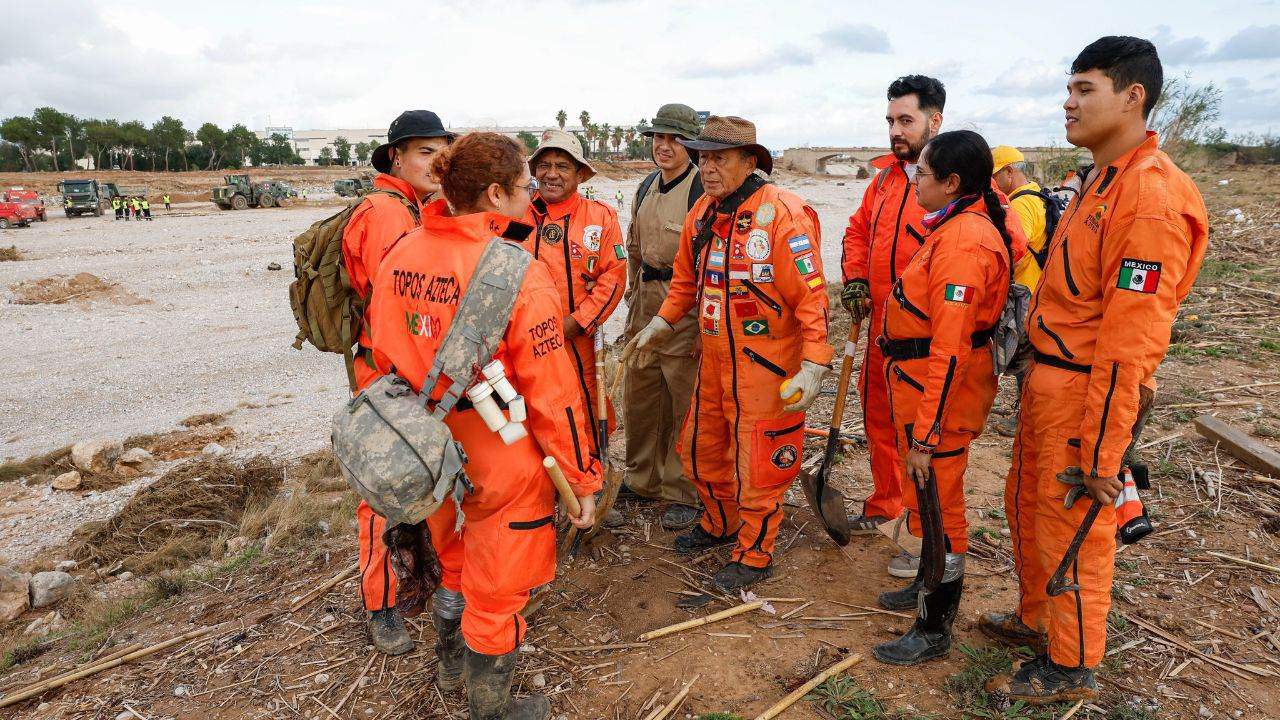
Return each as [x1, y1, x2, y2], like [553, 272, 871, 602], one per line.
[742, 318, 770, 336]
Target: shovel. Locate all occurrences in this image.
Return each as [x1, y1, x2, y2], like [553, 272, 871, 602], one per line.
[797, 321, 859, 547]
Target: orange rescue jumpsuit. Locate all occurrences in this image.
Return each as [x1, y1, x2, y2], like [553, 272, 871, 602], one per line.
[523, 193, 626, 454]
[881, 198, 1011, 554]
[366, 211, 603, 655]
[1007, 132, 1208, 668]
[841, 156, 928, 520]
[658, 180, 832, 568]
[341, 173, 432, 614]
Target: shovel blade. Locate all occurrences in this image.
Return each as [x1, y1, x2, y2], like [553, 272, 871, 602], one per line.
[799, 465, 851, 546]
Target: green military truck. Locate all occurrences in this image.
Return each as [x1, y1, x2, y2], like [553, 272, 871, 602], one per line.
[57, 179, 107, 217]
[333, 175, 374, 198]
[211, 174, 290, 210]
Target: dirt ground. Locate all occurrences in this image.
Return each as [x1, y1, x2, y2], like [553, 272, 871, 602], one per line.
[0, 165, 1276, 719]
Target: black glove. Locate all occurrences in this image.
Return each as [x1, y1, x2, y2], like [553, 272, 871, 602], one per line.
[840, 279, 872, 323]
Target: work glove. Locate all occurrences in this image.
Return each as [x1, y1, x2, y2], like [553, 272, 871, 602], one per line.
[619, 316, 674, 370]
[840, 279, 872, 324]
[780, 360, 830, 413]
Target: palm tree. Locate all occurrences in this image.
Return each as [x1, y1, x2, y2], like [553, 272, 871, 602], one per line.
[556, 110, 567, 129]
[624, 127, 637, 158]
[599, 123, 611, 156]
[578, 111, 590, 132]
[584, 124, 596, 159]
[611, 126, 623, 156]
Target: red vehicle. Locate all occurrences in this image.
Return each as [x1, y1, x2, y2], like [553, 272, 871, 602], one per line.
[0, 200, 37, 229]
[2, 188, 46, 222]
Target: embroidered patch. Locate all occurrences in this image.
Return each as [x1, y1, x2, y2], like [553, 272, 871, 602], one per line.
[742, 318, 769, 336]
[701, 296, 722, 336]
[1117, 258, 1161, 293]
[733, 299, 760, 318]
[570, 243, 583, 260]
[541, 223, 563, 245]
[746, 229, 771, 261]
[735, 210, 753, 233]
[756, 202, 776, 226]
[771, 444, 798, 469]
[944, 284, 974, 303]
[613, 244, 627, 260]
[1084, 203, 1107, 233]
[751, 263, 774, 283]
[788, 234, 811, 254]
[585, 255, 598, 273]
[707, 251, 726, 270]
[728, 269, 750, 280]
[806, 275, 826, 291]
[582, 225, 602, 252]
[794, 253, 816, 275]
[706, 270, 725, 286]
[713, 236, 726, 251]
[731, 242, 745, 260]
[728, 285, 749, 297]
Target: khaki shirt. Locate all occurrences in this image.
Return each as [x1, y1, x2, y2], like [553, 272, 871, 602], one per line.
[624, 166, 700, 355]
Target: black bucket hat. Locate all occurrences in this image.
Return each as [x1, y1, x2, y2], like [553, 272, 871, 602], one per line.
[371, 110, 456, 174]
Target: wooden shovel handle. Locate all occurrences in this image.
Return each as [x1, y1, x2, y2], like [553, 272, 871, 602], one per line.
[829, 321, 862, 430]
[544, 456, 582, 516]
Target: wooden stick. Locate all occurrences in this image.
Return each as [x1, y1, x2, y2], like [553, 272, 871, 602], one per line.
[644, 674, 699, 720]
[1059, 699, 1085, 720]
[550, 642, 649, 653]
[1206, 551, 1280, 575]
[289, 564, 358, 613]
[1120, 613, 1273, 679]
[544, 457, 582, 516]
[638, 600, 763, 641]
[751, 652, 864, 720]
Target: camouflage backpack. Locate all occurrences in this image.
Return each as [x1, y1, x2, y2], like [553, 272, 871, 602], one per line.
[331, 237, 533, 527]
[287, 189, 420, 391]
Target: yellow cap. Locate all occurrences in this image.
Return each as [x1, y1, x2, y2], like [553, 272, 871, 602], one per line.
[991, 145, 1025, 175]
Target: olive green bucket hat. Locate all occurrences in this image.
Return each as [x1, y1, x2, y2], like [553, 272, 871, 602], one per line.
[643, 103, 701, 141]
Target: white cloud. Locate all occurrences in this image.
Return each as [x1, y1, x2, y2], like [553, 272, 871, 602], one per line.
[1212, 24, 1280, 61]
[976, 62, 1066, 98]
[819, 24, 892, 54]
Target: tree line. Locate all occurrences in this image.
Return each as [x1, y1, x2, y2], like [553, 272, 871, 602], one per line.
[0, 107, 305, 173]
[515, 111, 656, 161]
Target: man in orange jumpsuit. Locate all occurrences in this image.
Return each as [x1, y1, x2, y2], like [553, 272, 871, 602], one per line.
[870, 130, 1014, 666]
[344, 110, 455, 655]
[624, 116, 832, 591]
[985, 37, 1208, 703]
[522, 130, 626, 460]
[840, 76, 944, 575]
[367, 131, 601, 718]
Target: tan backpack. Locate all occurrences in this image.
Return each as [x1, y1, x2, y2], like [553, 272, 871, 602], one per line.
[288, 189, 420, 390]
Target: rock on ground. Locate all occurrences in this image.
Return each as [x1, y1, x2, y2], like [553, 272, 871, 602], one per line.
[52, 470, 83, 490]
[0, 566, 31, 621]
[71, 438, 122, 473]
[29, 570, 76, 608]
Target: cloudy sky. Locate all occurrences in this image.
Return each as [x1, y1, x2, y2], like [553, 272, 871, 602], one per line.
[4, 0, 1277, 150]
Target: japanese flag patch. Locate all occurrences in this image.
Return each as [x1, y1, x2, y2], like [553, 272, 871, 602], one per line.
[1118, 258, 1161, 293]
[944, 284, 974, 303]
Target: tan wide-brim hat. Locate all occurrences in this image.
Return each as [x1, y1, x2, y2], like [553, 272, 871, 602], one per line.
[529, 128, 596, 181]
[678, 115, 772, 175]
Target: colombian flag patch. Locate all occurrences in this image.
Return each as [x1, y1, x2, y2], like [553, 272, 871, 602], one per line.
[1117, 258, 1161, 293]
[944, 284, 973, 303]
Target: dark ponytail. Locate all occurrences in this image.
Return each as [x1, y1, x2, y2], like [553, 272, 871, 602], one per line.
[922, 130, 1013, 257]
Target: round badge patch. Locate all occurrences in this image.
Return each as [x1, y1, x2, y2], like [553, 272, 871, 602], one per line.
[746, 229, 771, 261]
[771, 444, 798, 469]
[582, 224, 603, 252]
[756, 202, 776, 226]
[541, 223, 563, 245]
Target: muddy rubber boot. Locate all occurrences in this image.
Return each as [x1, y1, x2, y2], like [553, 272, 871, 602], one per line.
[660, 503, 700, 531]
[712, 561, 773, 592]
[673, 525, 737, 554]
[978, 611, 1047, 653]
[368, 608, 414, 656]
[464, 647, 551, 720]
[433, 613, 465, 692]
[985, 654, 1099, 705]
[877, 561, 925, 611]
[872, 575, 963, 666]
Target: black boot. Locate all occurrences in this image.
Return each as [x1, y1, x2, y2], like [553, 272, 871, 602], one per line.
[367, 608, 413, 656]
[985, 654, 1099, 705]
[464, 647, 550, 720]
[433, 614, 465, 692]
[877, 562, 924, 611]
[872, 575, 963, 666]
[673, 525, 736, 554]
[712, 561, 772, 591]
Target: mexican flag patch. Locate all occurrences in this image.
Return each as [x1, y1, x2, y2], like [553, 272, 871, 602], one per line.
[944, 284, 973, 303]
[794, 253, 816, 275]
[1118, 258, 1161, 293]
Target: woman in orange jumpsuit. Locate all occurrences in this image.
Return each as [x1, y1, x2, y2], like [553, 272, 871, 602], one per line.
[871, 130, 1013, 665]
[366, 133, 600, 720]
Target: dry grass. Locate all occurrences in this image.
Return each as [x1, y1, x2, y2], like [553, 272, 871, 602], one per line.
[0, 445, 72, 485]
[179, 412, 228, 428]
[239, 488, 357, 551]
[0, 245, 22, 262]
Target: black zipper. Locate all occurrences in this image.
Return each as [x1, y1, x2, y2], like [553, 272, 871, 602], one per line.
[1036, 315, 1076, 359]
[888, 181, 911, 281]
[558, 217, 575, 311]
[1030, 168, 1103, 318]
[764, 421, 804, 439]
[892, 364, 925, 392]
[892, 281, 929, 321]
[741, 279, 783, 316]
[508, 514, 554, 530]
[1060, 234, 1080, 296]
[741, 346, 786, 377]
[905, 225, 925, 245]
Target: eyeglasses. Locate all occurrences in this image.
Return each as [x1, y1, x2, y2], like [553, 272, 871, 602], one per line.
[915, 170, 934, 177]
[512, 179, 540, 193]
[534, 162, 576, 174]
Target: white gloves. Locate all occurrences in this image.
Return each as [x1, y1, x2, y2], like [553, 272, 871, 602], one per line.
[780, 360, 829, 413]
[620, 316, 675, 369]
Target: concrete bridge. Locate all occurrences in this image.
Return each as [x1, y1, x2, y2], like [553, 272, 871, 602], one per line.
[781, 146, 1085, 178]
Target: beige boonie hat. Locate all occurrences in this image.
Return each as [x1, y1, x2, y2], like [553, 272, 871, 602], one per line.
[530, 129, 596, 181]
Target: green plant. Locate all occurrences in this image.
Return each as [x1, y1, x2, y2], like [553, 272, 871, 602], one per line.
[806, 676, 935, 720]
[943, 645, 1065, 719]
[696, 714, 745, 720]
[1109, 702, 1161, 720]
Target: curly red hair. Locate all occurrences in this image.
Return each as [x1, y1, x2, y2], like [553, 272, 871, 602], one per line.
[429, 132, 525, 211]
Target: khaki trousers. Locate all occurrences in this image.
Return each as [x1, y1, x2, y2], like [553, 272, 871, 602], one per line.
[622, 350, 698, 505]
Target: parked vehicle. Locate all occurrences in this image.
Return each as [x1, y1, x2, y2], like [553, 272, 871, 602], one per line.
[0, 200, 38, 229]
[57, 179, 106, 217]
[2, 188, 46, 221]
[211, 175, 290, 210]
